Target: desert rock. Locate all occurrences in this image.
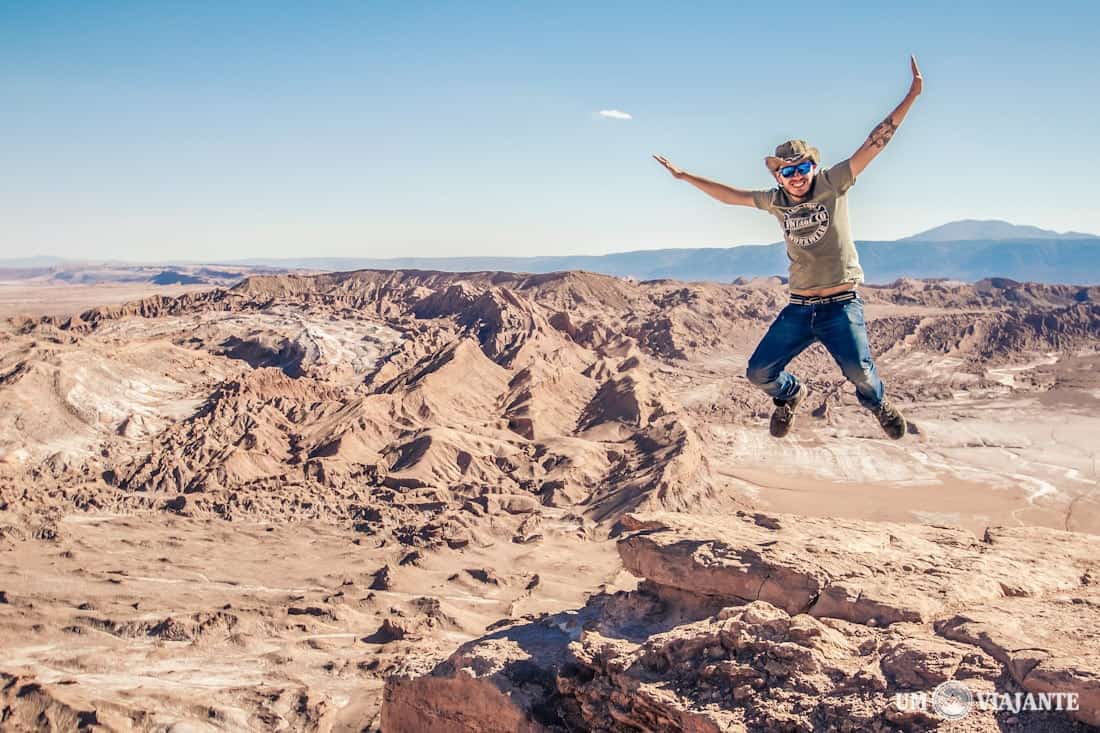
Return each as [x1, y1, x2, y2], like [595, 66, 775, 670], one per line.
[3, 270, 1100, 728]
[385, 511, 1100, 731]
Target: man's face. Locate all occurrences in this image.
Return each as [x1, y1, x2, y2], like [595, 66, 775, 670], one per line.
[774, 158, 816, 198]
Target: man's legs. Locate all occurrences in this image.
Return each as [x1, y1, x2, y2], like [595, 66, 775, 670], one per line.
[814, 296, 906, 438]
[745, 304, 816, 401]
[812, 296, 885, 409]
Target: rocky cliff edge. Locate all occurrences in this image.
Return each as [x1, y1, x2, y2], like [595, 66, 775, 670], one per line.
[383, 511, 1100, 732]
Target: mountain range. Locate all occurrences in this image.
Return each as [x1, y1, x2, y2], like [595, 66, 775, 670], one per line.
[228, 220, 1100, 284]
[4, 220, 1099, 285]
[898, 219, 1098, 242]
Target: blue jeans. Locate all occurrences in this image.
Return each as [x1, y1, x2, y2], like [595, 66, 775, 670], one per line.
[745, 295, 885, 410]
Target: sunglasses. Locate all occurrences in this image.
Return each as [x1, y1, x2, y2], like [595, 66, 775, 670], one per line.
[778, 160, 814, 178]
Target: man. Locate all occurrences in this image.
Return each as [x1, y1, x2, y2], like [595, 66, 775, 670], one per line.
[654, 56, 923, 440]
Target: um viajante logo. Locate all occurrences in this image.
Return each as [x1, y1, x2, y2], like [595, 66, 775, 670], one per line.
[894, 680, 1079, 720]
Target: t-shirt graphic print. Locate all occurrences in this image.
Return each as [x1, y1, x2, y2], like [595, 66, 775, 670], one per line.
[782, 202, 831, 249]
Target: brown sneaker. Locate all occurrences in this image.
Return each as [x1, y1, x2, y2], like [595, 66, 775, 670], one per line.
[770, 383, 807, 438]
[874, 399, 907, 440]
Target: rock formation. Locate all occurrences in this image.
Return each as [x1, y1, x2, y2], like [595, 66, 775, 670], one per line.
[384, 512, 1100, 732]
[3, 270, 1100, 728]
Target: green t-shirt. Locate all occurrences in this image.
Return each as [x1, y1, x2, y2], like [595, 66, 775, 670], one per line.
[751, 160, 864, 292]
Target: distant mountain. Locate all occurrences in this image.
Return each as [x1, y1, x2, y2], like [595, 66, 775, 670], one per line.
[151, 270, 208, 285]
[7, 222, 1100, 286]
[230, 237, 1100, 285]
[229, 248, 784, 283]
[899, 219, 1099, 242]
[852, 238, 1100, 284]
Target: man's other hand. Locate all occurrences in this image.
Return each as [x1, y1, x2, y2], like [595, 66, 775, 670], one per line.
[653, 154, 686, 179]
[909, 55, 923, 97]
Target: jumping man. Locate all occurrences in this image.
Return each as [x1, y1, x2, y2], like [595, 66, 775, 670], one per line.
[654, 56, 923, 439]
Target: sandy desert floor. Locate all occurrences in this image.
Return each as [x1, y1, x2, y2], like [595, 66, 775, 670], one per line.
[1, 273, 1098, 730]
[0, 511, 628, 731]
[0, 283, 216, 320]
[686, 344, 1100, 536]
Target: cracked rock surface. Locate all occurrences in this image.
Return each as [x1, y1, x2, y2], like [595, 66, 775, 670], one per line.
[384, 511, 1100, 732]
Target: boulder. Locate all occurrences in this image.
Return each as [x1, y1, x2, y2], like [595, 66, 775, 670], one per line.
[382, 512, 1100, 732]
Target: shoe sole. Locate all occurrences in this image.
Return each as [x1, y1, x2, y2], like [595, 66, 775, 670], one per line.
[769, 386, 806, 439]
[883, 417, 907, 440]
[878, 408, 907, 440]
[770, 418, 792, 438]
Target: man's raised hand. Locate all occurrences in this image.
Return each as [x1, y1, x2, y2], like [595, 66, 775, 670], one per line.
[909, 54, 923, 97]
[849, 54, 923, 176]
[653, 154, 686, 179]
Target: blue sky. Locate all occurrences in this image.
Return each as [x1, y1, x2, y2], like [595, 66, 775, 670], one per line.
[2, 1, 1097, 261]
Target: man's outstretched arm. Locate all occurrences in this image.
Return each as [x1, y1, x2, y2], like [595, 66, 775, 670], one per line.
[849, 55, 924, 178]
[653, 154, 757, 207]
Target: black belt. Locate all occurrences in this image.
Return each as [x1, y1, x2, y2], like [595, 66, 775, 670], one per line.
[789, 290, 857, 305]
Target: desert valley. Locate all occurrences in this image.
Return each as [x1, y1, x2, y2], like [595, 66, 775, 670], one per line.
[0, 268, 1097, 731]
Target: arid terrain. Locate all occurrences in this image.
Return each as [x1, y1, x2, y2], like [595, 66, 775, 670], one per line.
[1, 271, 1099, 731]
[0, 284, 217, 321]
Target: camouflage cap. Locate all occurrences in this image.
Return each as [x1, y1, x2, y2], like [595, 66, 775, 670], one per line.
[765, 139, 821, 171]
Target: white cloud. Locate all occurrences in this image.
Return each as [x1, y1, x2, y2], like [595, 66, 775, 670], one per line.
[598, 109, 633, 120]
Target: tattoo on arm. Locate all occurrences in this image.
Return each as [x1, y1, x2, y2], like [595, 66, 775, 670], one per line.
[867, 117, 898, 150]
